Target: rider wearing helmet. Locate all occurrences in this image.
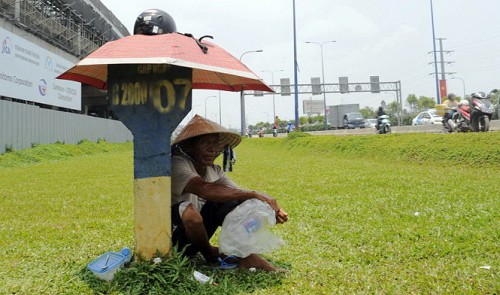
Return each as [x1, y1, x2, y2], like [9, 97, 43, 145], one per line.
[134, 9, 177, 35]
[376, 106, 386, 130]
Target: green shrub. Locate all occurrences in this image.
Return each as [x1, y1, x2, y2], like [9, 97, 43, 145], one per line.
[286, 131, 311, 140]
[5, 144, 13, 153]
[272, 132, 499, 167]
[0, 141, 132, 168]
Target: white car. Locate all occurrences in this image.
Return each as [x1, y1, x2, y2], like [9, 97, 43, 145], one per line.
[412, 109, 443, 125]
[365, 118, 378, 129]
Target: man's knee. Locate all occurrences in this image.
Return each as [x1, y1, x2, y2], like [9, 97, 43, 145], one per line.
[182, 204, 204, 229]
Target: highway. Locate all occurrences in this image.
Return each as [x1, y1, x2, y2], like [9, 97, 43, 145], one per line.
[256, 119, 500, 137]
[308, 119, 500, 136]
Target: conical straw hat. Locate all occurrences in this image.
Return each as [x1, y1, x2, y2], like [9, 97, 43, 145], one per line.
[172, 115, 241, 150]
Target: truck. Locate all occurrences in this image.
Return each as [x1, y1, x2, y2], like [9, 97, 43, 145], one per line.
[328, 104, 365, 129]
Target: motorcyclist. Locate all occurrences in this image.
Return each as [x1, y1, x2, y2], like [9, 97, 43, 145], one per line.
[258, 127, 264, 138]
[376, 106, 386, 130]
[247, 127, 253, 138]
[272, 125, 278, 137]
[442, 93, 458, 125]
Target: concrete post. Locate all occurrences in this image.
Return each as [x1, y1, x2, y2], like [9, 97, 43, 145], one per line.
[108, 64, 192, 260]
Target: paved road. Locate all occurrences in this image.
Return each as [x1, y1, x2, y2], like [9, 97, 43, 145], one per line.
[256, 119, 500, 137]
[310, 119, 500, 136]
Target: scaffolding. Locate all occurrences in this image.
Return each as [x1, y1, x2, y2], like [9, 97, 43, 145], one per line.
[0, 0, 122, 58]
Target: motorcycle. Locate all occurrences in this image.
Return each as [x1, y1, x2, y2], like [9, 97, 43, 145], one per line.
[272, 127, 278, 138]
[257, 128, 264, 138]
[470, 90, 496, 132]
[377, 115, 391, 134]
[446, 100, 471, 132]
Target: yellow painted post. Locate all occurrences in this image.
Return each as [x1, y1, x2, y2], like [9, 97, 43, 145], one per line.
[108, 64, 192, 260]
[134, 177, 171, 258]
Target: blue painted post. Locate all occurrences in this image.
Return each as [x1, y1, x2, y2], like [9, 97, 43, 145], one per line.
[108, 64, 191, 260]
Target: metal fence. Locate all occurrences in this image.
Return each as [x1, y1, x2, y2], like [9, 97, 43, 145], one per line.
[0, 100, 132, 154]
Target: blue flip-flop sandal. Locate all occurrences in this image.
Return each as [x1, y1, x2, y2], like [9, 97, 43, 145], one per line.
[217, 255, 239, 269]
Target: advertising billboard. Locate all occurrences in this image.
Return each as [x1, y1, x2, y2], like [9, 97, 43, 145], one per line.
[0, 27, 81, 110]
[303, 99, 324, 115]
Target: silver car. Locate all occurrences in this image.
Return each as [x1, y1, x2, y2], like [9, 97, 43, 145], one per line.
[365, 118, 378, 129]
[412, 109, 443, 125]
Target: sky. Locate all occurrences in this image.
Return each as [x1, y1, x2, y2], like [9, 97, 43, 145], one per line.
[99, 0, 500, 129]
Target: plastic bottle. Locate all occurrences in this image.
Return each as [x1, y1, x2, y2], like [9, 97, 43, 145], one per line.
[193, 271, 213, 284]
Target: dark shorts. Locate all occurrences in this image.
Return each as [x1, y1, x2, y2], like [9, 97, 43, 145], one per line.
[171, 200, 240, 257]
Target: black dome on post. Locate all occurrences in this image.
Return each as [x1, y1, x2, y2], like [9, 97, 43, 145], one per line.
[134, 9, 177, 35]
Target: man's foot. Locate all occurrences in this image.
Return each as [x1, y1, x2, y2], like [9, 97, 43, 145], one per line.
[203, 246, 240, 265]
[202, 245, 221, 263]
[238, 254, 280, 272]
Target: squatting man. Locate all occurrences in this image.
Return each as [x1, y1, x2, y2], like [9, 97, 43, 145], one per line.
[170, 115, 288, 271]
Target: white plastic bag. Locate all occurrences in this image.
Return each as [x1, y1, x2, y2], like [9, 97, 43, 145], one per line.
[219, 199, 285, 258]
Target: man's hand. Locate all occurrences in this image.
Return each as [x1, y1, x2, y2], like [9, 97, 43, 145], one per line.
[255, 192, 279, 211]
[254, 192, 288, 224]
[276, 208, 288, 224]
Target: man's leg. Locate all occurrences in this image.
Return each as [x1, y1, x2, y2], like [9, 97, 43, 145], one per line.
[180, 203, 219, 261]
[200, 201, 240, 238]
[200, 201, 282, 272]
[177, 201, 282, 271]
[443, 112, 450, 124]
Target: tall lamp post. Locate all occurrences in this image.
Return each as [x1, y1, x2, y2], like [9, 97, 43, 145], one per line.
[239, 49, 263, 136]
[451, 76, 466, 98]
[261, 69, 283, 127]
[204, 95, 216, 118]
[305, 40, 336, 130]
[430, 0, 440, 104]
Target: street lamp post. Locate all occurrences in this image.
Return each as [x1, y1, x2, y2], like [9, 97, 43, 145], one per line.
[305, 40, 336, 130]
[204, 95, 216, 118]
[451, 76, 466, 98]
[261, 69, 283, 128]
[430, 0, 441, 104]
[239, 50, 263, 136]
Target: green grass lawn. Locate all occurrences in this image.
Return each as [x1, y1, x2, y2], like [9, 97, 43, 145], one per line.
[0, 133, 498, 294]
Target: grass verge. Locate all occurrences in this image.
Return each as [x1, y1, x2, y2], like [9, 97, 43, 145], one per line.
[0, 133, 498, 294]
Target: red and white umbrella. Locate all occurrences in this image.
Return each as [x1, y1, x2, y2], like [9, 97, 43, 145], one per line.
[57, 33, 272, 92]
